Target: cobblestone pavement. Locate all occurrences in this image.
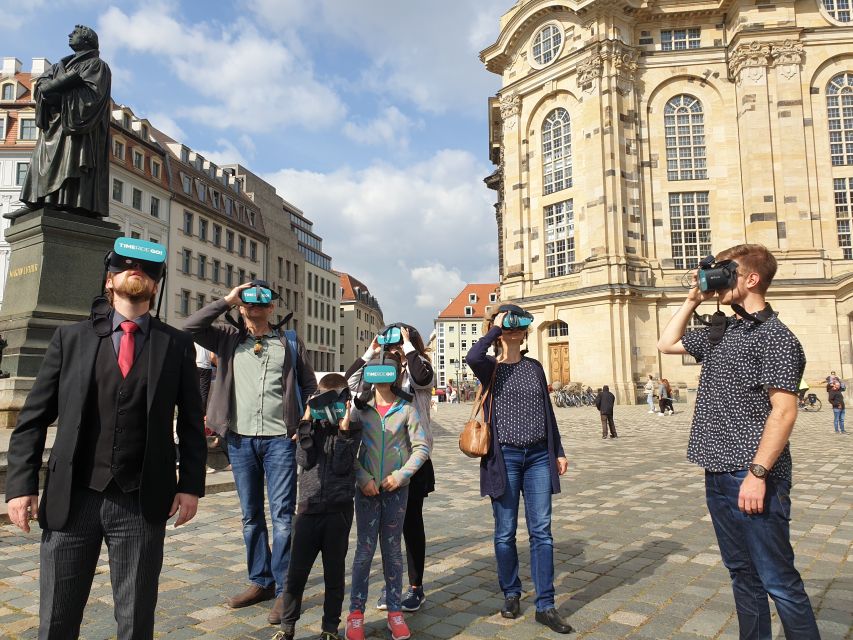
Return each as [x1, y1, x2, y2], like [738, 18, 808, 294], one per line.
[1, 403, 851, 639]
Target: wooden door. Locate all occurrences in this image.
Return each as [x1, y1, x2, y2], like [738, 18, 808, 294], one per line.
[549, 343, 570, 384]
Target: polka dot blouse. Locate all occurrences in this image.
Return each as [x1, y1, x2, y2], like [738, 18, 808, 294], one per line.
[492, 359, 547, 447]
[681, 314, 805, 483]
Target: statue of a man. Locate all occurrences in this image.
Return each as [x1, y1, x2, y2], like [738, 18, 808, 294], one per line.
[6, 25, 111, 220]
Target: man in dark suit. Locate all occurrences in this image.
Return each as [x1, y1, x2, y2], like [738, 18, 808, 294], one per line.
[5, 238, 207, 640]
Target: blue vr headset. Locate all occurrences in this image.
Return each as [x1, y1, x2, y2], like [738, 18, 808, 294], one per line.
[107, 237, 166, 282]
[377, 326, 402, 346]
[308, 388, 350, 423]
[498, 304, 533, 330]
[241, 280, 278, 306]
[363, 356, 400, 384]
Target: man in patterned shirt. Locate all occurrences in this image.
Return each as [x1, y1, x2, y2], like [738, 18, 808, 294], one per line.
[657, 244, 820, 639]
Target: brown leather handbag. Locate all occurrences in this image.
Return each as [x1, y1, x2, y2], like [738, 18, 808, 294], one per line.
[459, 366, 497, 458]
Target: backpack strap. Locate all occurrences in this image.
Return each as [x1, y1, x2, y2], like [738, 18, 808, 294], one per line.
[283, 329, 304, 415]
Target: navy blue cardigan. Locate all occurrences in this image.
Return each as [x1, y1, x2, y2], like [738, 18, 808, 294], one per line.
[466, 326, 566, 499]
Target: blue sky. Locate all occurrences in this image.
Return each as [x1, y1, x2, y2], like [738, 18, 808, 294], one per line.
[3, 0, 507, 335]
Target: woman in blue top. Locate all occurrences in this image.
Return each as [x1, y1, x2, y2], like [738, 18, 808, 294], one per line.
[466, 304, 572, 635]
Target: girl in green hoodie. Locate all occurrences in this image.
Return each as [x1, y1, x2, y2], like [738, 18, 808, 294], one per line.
[345, 352, 429, 640]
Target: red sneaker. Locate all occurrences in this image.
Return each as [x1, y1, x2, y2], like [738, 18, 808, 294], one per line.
[387, 611, 411, 640]
[345, 611, 365, 640]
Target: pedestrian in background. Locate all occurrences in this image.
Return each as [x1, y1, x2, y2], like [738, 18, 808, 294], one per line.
[658, 379, 674, 416]
[595, 385, 617, 439]
[829, 382, 846, 434]
[644, 374, 656, 413]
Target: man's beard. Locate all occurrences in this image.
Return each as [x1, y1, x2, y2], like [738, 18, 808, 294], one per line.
[112, 274, 155, 303]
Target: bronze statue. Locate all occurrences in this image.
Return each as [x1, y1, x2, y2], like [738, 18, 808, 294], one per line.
[6, 25, 112, 220]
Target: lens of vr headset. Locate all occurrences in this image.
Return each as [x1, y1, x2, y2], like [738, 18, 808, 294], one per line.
[502, 312, 532, 330]
[377, 326, 403, 346]
[107, 253, 164, 281]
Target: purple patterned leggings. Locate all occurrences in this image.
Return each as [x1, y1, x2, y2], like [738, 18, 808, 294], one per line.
[349, 486, 409, 613]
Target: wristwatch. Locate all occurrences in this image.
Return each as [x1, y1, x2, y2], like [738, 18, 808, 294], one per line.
[748, 463, 768, 479]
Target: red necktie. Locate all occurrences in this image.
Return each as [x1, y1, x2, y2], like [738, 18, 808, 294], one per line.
[118, 321, 138, 377]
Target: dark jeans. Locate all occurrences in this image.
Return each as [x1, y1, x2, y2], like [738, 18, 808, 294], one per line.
[281, 509, 353, 633]
[491, 443, 555, 611]
[659, 398, 674, 413]
[39, 486, 165, 640]
[600, 413, 617, 438]
[404, 491, 426, 586]
[705, 471, 820, 639]
[833, 407, 845, 433]
[226, 432, 297, 597]
[197, 368, 212, 411]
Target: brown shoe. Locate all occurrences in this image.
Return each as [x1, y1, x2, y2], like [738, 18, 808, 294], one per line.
[226, 584, 275, 609]
[267, 595, 284, 625]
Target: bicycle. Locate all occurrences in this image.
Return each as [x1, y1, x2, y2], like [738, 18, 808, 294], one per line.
[799, 393, 822, 412]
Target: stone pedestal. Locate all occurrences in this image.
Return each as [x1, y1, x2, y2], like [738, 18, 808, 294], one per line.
[0, 208, 120, 427]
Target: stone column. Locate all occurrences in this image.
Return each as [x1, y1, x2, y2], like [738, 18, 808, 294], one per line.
[0, 208, 120, 427]
[729, 41, 778, 247]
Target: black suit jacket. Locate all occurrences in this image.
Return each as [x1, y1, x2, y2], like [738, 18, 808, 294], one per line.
[5, 315, 207, 530]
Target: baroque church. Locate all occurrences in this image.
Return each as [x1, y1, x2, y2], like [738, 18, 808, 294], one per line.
[481, 0, 853, 402]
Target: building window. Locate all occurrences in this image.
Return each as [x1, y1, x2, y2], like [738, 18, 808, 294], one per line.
[213, 224, 222, 246]
[544, 199, 575, 277]
[224, 198, 233, 217]
[197, 182, 206, 202]
[1, 83, 14, 100]
[19, 118, 37, 140]
[151, 160, 161, 179]
[212, 191, 220, 208]
[15, 162, 29, 186]
[112, 178, 123, 202]
[532, 23, 563, 66]
[238, 268, 246, 283]
[670, 191, 711, 269]
[182, 249, 192, 273]
[181, 175, 191, 194]
[183, 211, 193, 234]
[198, 254, 207, 279]
[238, 236, 246, 257]
[226, 230, 235, 252]
[130, 231, 141, 239]
[150, 235, 159, 245]
[133, 150, 143, 170]
[212, 259, 221, 283]
[0, 115, 5, 140]
[461, 324, 467, 335]
[665, 94, 707, 180]
[112, 138, 124, 159]
[834, 177, 853, 258]
[823, 0, 852, 22]
[464, 306, 473, 316]
[197, 293, 205, 311]
[548, 321, 569, 337]
[131, 188, 142, 210]
[250, 240, 258, 261]
[489, 292, 498, 303]
[226, 264, 234, 287]
[661, 28, 700, 51]
[199, 218, 208, 242]
[542, 108, 572, 195]
[180, 290, 190, 316]
[150, 196, 160, 218]
[828, 72, 853, 166]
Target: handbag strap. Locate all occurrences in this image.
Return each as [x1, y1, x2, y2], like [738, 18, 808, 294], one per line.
[469, 363, 498, 421]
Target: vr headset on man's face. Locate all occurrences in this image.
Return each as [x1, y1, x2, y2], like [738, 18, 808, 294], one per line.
[697, 255, 739, 292]
[106, 237, 166, 282]
[241, 280, 279, 306]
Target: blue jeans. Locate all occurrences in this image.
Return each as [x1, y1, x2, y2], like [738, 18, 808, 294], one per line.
[350, 487, 409, 613]
[705, 471, 820, 639]
[646, 394, 655, 410]
[226, 432, 297, 597]
[833, 407, 845, 433]
[491, 443, 555, 611]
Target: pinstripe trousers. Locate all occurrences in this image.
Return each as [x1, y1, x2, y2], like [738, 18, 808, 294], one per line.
[38, 486, 166, 640]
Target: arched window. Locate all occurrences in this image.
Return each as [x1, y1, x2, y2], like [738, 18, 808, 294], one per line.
[1, 83, 14, 101]
[664, 95, 706, 180]
[548, 321, 569, 338]
[532, 24, 563, 66]
[822, 0, 852, 22]
[542, 108, 572, 195]
[828, 73, 853, 166]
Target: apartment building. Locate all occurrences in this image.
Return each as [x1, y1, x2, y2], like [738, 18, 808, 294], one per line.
[338, 271, 383, 371]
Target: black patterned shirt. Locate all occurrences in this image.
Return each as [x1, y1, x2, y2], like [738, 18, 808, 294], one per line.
[493, 359, 547, 447]
[681, 314, 805, 483]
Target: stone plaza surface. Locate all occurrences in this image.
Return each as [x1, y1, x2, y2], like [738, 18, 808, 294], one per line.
[0, 403, 850, 639]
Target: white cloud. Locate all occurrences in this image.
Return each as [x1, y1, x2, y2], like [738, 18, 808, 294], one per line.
[145, 111, 186, 141]
[195, 138, 250, 168]
[410, 263, 466, 310]
[97, 5, 346, 134]
[248, 0, 505, 115]
[263, 149, 497, 334]
[343, 106, 417, 149]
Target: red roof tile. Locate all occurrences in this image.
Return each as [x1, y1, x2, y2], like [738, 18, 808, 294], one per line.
[437, 284, 500, 319]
